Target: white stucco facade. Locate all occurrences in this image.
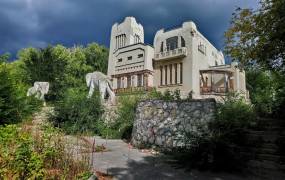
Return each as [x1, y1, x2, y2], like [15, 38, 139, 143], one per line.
[107, 17, 248, 99]
[107, 17, 154, 93]
[153, 21, 248, 99]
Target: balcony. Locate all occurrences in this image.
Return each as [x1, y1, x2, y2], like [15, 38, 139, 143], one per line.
[200, 70, 234, 95]
[154, 47, 187, 61]
[114, 86, 153, 95]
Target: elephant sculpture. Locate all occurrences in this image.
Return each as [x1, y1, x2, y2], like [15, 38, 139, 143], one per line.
[27, 82, 49, 101]
[86, 71, 115, 104]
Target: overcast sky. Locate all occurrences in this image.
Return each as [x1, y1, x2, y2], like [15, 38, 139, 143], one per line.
[0, 0, 258, 59]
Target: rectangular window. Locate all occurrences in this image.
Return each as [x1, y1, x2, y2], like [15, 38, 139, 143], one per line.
[174, 63, 177, 84]
[169, 64, 172, 84]
[138, 54, 143, 58]
[160, 42, 164, 52]
[137, 74, 142, 87]
[127, 56, 132, 60]
[127, 76, 131, 88]
[166, 36, 178, 51]
[180, 63, 183, 84]
[117, 78, 121, 89]
[160, 66, 163, 86]
[164, 65, 168, 85]
[132, 76, 135, 87]
[118, 58, 122, 62]
[121, 77, 125, 88]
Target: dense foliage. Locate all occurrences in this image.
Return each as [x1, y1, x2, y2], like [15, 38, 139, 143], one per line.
[0, 55, 41, 125]
[225, 0, 285, 118]
[50, 88, 103, 135]
[19, 43, 108, 101]
[225, 0, 285, 71]
[99, 95, 142, 140]
[172, 94, 256, 171]
[0, 124, 91, 179]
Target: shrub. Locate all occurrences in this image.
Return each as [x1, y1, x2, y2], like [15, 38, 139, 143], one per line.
[99, 95, 142, 140]
[0, 123, 92, 179]
[147, 88, 184, 101]
[50, 87, 103, 135]
[0, 61, 41, 125]
[171, 93, 256, 172]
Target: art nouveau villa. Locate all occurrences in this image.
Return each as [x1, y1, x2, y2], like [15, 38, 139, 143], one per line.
[107, 17, 248, 100]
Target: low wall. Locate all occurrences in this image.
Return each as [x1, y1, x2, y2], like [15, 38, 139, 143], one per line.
[131, 99, 216, 149]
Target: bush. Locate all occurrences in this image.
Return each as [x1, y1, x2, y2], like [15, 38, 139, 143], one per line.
[50, 87, 103, 135]
[0, 123, 91, 179]
[0, 61, 41, 125]
[171, 93, 256, 172]
[99, 95, 141, 140]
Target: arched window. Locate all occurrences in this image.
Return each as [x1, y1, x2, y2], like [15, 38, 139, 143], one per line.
[181, 36, 185, 47]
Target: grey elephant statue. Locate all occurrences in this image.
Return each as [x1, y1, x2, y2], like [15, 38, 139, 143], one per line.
[27, 82, 49, 101]
[86, 71, 115, 104]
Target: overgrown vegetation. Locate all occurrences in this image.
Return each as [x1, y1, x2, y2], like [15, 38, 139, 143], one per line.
[0, 124, 91, 179]
[172, 94, 256, 171]
[225, 0, 285, 118]
[0, 54, 41, 125]
[99, 95, 142, 140]
[0, 43, 108, 178]
[50, 88, 104, 135]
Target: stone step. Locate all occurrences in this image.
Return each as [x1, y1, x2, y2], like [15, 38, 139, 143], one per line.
[255, 121, 285, 130]
[240, 146, 278, 155]
[247, 160, 285, 171]
[246, 130, 285, 136]
[255, 154, 284, 163]
[248, 168, 285, 180]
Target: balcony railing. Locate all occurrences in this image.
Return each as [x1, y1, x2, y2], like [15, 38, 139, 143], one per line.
[200, 87, 233, 95]
[114, 86, 153, 95]
[154, 47, 187, 61]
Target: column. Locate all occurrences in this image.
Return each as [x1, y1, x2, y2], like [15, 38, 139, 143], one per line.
[161, 66, 164, 86]
[115, 36, 117, 49]
[177, 63, 181, 84]
[180, 63, 183, 84]
[164, 65, 166, 85]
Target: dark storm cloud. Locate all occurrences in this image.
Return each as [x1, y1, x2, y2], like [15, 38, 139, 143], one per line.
[0, 0, 258, 59]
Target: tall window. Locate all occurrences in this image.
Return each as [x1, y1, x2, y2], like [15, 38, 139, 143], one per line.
[164, 65, 168, 85]
[132, 76, 135, 87]
[117, 78, 121, 89]
[160, 66, 163, 85]
[169, 64, 172, 84]
[166, 36, 178, 51]
[134, 34, 141, 44]
[174, 63, 178, 84]
[137, 74, 142, 87]
[127, 76, 131, 88]
[160, 42, 164, 52]
[181, 36, 185, 47]
[180, 63, 183, 84]
[121, 77, 124, 88]
[116, 34, 126, 49]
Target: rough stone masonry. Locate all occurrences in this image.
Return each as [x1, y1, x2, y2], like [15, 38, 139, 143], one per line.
[131, 99, 216, 149]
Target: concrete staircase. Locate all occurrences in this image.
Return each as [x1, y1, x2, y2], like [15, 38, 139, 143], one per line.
[244, 118, 285, 179]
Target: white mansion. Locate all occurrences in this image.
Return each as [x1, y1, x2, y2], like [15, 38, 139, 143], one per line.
[107, 17, 248, 99]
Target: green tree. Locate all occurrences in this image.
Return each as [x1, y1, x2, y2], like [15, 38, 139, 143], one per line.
[225, 0, 285, 71]
[225, 0, 285, 117]
[19, 46, 68, 100]
[84, 43, 109, 74]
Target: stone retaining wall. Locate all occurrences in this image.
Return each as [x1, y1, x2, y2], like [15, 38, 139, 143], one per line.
[131, 99, 216, 149]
